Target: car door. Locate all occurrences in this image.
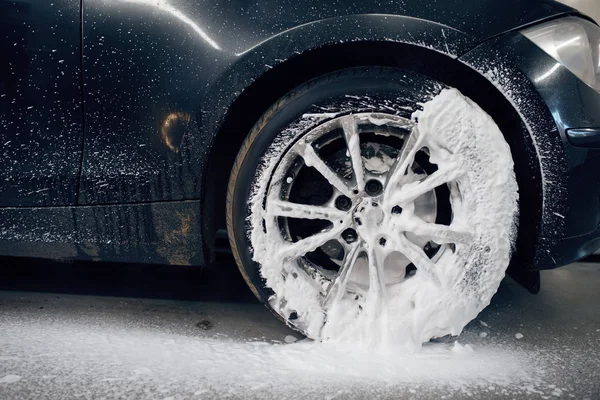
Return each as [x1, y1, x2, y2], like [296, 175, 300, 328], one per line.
[0, 0, 83, 207]
[78, 0, 224, 205]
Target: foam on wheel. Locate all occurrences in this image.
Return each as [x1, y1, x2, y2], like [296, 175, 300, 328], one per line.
[227, 68, 518, 350]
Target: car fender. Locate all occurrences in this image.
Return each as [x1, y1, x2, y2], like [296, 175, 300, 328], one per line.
[200, 14, 475, 143]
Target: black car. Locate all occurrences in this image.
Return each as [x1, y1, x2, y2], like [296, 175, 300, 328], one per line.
[1, 0, 599, 342]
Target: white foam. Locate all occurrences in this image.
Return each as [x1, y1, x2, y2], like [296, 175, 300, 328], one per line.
[0, 318, 547, 397]
[249, 88, 518, 352]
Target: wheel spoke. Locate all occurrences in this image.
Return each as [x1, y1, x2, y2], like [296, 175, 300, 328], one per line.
[268, 199, 347, 222]
[406, 217, 473, 245]
[322, 243, 361, 309]
[296, 140, 354, 198]
[341, 115, 365, 193]
[396, 234, 441, 286]
[385, 127, 423, 197]
[367, 245, 387, 298]
[279, 224, 347, 260]
[392, 164, 463, 206]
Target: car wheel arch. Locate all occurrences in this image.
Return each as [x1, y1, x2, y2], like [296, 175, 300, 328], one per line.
[201, 36, 545, 291]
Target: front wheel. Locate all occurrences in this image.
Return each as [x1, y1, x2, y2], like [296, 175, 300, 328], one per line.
[227, 68, 518, 350]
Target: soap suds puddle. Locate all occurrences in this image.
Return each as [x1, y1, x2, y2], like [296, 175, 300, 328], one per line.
[0, 315, 564, 399]
[2, 277, 596, 400]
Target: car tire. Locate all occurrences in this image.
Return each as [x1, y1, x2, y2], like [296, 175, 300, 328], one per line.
[226, 67, 518, 346]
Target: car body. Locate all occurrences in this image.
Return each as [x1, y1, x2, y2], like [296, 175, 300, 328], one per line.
[1, 0, 599, 293]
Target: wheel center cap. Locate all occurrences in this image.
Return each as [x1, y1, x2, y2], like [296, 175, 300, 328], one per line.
[353, 198, 385, 238]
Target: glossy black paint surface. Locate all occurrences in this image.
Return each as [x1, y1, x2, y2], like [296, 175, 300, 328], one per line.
[79, 0, 224, 204]
[0, 0, 82, 206]
[456, 29, 600, 269]
[0, 200, 204, 265]
[500, 33, 600, 238]
[78, 0, 572, 205]
[487, 32, 600, 266]
[1, 0, 598, 273]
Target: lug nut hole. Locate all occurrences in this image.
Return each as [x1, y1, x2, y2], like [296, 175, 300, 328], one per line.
[391, 205, 403, 214]
[335, 195, 352, 211]
[365, 179, 383, 196]
[342, 228, 358, 243]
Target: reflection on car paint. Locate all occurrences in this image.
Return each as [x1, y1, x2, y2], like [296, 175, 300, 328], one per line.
[121, 0, 222, 50]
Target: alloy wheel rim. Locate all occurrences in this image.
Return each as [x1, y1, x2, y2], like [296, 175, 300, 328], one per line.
[262, 112, 474, 322]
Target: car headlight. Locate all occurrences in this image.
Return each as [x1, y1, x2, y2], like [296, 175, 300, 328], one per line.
[521, 16, 600, 91]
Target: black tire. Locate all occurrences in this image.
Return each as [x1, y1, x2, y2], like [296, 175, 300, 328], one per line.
[226, 67, 518, 339]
